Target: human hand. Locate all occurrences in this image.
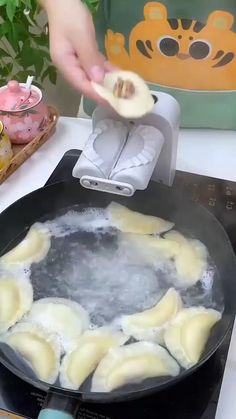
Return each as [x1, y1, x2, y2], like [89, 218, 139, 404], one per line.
[41, 0, 114, 102]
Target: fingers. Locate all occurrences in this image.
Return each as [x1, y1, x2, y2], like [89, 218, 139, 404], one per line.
[50, 35, 120, 104]
[46, 0, 118, 105]
[52, 46, 106, 103]
[60, 61, 103, 103]
[76, 34, 105, 82]
[89, 65, 105, 83]
[72, 3, 106, 81]
[47, 0, 118, 105]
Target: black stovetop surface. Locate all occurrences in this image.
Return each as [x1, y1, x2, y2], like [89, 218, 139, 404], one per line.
[0, 149, 235, 419]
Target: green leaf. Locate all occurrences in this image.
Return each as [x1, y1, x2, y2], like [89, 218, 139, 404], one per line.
[42, 67, 54, 84]
[6, 23, 21, 53]
[32, 33, 49, 48]
[8, 62, 13, 73]
[17, 39, 50, 76]
[0, 66, 9, 77]
[16, 44, 30, 66]
[33, 54, 44, 75]
[1, 62, 14, 79]
[6, 1, 17, 22]
[37, 48, 50, 60]
[0, 47, 9, 58]
[83, 0, 99, 13]
[42, 65, 57, 84]
[22, 0, 32, 7]
[0, 22, 11, 38]
[13, 70, 36, 82]
[41, 67, 49, 82]
[33, 81, 43, 89]
[48, 67, 57, 84]
[14, 23, 29, 39]
[0, 0, 56, 89]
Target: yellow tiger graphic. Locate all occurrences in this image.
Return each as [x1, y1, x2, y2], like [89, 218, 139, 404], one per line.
[105, 2, 236, 90]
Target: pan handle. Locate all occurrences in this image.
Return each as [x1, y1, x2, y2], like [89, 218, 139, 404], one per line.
[38, 391, 80, 419]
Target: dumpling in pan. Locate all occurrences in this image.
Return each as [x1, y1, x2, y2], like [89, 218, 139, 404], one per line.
[0, 275, 33, 334]
[164, 307, 222, 369]
[121, 288, 182, 343]
[165, 231, 208, 287]
[0, 223, 51, 267]
[107, 202, 174, 235]
[60, 327, 129, 390]
[92, 71, 154, 118]
[91, 341, 180, 392]
[27, 298, 90, 351]
[118, 233, 180, 264]
[1, 323, 60, 384]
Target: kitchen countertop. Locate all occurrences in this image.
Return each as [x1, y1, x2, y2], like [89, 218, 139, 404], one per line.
[0, 117, 236, 213]
[0, 116, 236, 419]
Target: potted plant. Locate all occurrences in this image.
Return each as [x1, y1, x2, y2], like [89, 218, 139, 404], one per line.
[0, 0, 99, 88]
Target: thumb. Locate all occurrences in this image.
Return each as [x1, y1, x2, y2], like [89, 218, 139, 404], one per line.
[89, 62, 106, 83]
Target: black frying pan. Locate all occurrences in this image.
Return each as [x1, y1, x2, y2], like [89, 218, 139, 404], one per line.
[0, 179, 235, 419]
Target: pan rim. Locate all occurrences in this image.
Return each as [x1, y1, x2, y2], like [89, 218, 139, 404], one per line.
[0, 180, 235, 400]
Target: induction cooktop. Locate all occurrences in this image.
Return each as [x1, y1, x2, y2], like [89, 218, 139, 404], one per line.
[0, 149, 235, 419]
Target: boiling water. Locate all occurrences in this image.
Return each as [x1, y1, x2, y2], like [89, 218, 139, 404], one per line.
[27, 206, 224, 327]
[0, 205, 224, 391]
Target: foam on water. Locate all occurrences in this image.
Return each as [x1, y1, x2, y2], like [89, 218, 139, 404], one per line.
[46, 208, 111, 238]
[31, 237, 163, 326]
[28, 207, 224, 327]
[0, 206, 225, 390]
[0, 205, 224, 331]
[0, 264, 31, 281]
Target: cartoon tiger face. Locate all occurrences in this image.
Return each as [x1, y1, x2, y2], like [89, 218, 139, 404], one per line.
[127, 3, 236, 89]
[130, 2, 236, 90]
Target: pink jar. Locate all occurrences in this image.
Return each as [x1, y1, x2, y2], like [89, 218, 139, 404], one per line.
[0, 80, 49, 145]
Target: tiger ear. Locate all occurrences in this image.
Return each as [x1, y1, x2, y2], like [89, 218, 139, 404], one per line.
[144, 2, 168, 21]
[207, 10, 234, 30]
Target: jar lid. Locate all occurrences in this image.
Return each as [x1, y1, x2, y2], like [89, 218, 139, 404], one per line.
[0, 80, 41, 112]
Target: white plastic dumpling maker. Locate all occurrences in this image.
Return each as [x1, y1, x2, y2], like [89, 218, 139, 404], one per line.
[72, 92, 180, 197]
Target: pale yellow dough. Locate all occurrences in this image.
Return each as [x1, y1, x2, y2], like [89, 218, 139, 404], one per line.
[165, 231, 208, 287]
[27, 297, 90, 351]
[92, 71, 154, 118]
[91, 341, 180, 392]
[118, 230, 208, 287]
[2, 323, 60, 384]
[121, 288, 182, 343]
[108, 202, 174, 235]
[60, 327, 129, 390]
[0, 223, 51, 266]
[164, 307, 222, 369]
[0, 275, 33, 334]
[118, 232, 180, 263]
